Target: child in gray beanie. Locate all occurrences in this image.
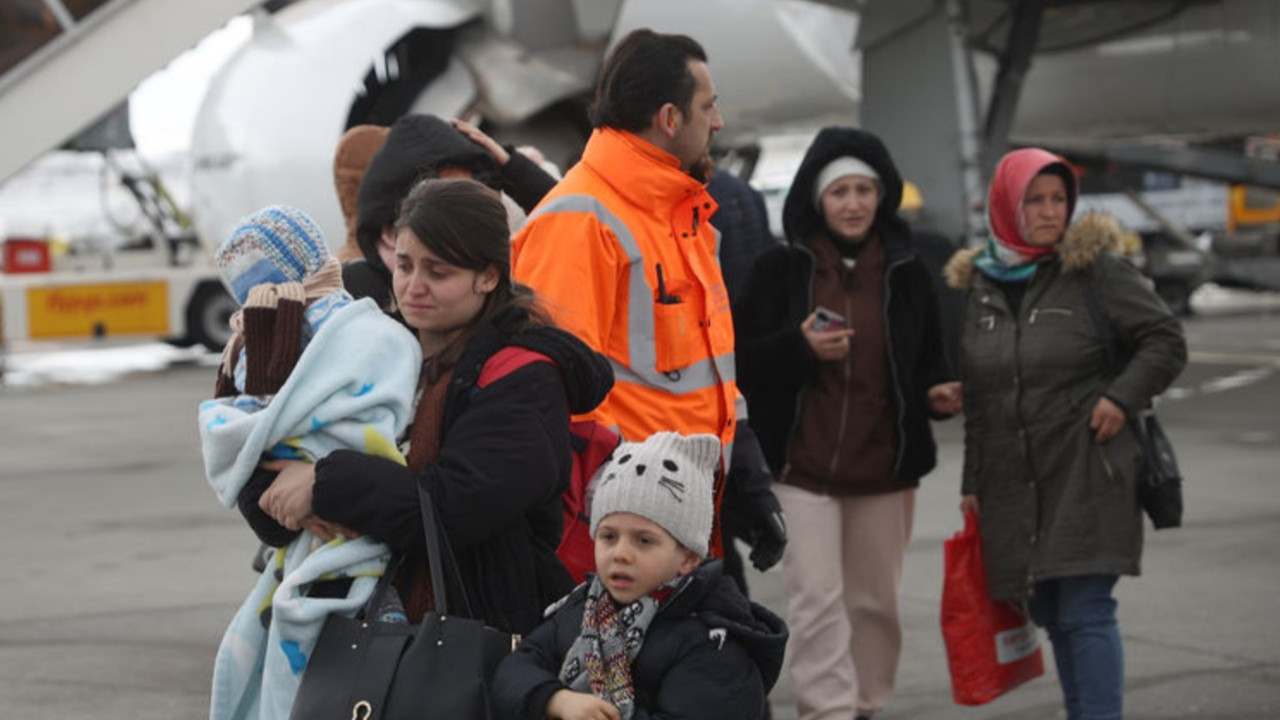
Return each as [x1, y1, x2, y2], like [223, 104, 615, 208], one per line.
[589, 430, 720, 560]
[494, 431, 789, 720]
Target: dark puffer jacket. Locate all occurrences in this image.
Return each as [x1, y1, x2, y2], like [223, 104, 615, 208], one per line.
[944, 214, 1187, 601]
[493, 560, 787, 720]
[734, 127, 954, 486]
[310, 306, 614, 634]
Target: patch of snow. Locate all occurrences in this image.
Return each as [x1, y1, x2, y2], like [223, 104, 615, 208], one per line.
[1, 342, 217, 389]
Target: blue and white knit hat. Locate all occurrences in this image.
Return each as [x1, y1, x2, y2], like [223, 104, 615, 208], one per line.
[217, 206, 329, 305]
[590, 431, 721, 558]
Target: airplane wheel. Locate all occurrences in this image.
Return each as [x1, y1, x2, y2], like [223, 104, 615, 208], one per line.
[186, 282, 236, 352]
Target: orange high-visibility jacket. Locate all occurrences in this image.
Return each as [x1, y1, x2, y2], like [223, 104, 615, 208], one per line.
[513, 129, 742, 545]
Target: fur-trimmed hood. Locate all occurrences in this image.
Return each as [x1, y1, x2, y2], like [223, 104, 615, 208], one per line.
[944, 212, 1124, 290]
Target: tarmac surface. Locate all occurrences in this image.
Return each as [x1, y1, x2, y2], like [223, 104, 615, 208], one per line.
[1, 306, 1278, 719]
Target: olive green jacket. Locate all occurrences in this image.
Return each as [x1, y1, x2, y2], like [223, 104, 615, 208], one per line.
[945, 214, 1187, 600]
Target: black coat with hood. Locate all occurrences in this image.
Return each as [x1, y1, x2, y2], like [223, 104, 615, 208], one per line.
[342, 114, 557, 307]
[733, 127, 954, 486]
[492, 559, 788, 720]
[308, 306, 612, 635]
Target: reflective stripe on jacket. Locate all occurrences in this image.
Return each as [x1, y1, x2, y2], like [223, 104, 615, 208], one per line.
[512, 128, 738, 455]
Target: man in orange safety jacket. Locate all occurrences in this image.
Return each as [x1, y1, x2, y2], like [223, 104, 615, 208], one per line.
[512, 29, 786, 566]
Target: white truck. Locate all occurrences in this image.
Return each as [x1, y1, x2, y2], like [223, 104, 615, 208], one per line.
[1, 228, 234, 352]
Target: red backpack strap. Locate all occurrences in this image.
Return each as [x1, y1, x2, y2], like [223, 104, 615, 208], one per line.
[568, 420, 622, 486]
[557, 419, 622, 583]
[477, 346, 553, 388]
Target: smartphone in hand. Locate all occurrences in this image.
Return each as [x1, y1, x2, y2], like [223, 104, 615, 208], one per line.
[813, 307, 846, 332]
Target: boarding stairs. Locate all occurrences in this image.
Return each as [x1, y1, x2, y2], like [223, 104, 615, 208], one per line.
[0, 0, 260, 185]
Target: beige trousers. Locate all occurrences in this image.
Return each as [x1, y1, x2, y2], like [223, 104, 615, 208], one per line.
[774, 483, 916, 720]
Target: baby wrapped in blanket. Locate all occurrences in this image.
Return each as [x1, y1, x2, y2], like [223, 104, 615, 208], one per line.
[198, 206, 420, 720]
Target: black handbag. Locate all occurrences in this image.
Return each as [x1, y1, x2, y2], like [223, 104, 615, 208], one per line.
[289, 486, 517, 720]
[1132, 411, 1183, 529]
[1082, 278, 1184, 529]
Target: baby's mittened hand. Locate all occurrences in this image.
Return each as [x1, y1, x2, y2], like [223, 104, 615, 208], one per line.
[546, 689, 621, 720]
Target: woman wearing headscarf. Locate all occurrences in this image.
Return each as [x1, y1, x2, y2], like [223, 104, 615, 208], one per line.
[734, 127, 958, 720]
[944, 148, 1186, 720]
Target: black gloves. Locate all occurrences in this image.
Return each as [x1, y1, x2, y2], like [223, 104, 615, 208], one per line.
[748, 501, 787, 572]
[723, 420, 788, 572]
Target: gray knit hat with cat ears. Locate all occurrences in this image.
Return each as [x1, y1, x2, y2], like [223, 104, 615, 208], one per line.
[589, 431, 721, 558]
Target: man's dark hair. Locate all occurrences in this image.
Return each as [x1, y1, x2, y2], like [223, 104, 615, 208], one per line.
[588, 29, 708, 132]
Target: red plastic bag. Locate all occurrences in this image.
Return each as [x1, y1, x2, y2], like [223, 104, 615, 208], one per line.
[941, 511, 1044, 705]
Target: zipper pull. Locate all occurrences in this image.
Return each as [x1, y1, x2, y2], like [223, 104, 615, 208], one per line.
[1099, 448, 1116, 482]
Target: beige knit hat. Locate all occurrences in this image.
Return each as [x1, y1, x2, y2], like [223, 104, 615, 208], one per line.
[589, 431, 721, 557]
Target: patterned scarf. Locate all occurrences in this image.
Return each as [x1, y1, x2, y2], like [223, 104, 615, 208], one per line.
[558, 575, 690, 719]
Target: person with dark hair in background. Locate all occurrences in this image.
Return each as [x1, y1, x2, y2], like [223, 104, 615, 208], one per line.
[248, 178, 613, 639]
[343, 114, 550, 310]
[705, 168, 782, 598]
[944, 148, 1186, 720]
[735, 127, 958, 720]
[450, 117, 560, 211]
[710, 169, 778, 305]
[512, 28, 786, 572]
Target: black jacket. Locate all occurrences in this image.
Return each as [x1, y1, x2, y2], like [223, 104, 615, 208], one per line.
[734, 127, 954, 485]
[499, 146, 558, 214]
[707, 170, 777, 305]
[309, 307, 613, 635]
[493, 560, 787, 720]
